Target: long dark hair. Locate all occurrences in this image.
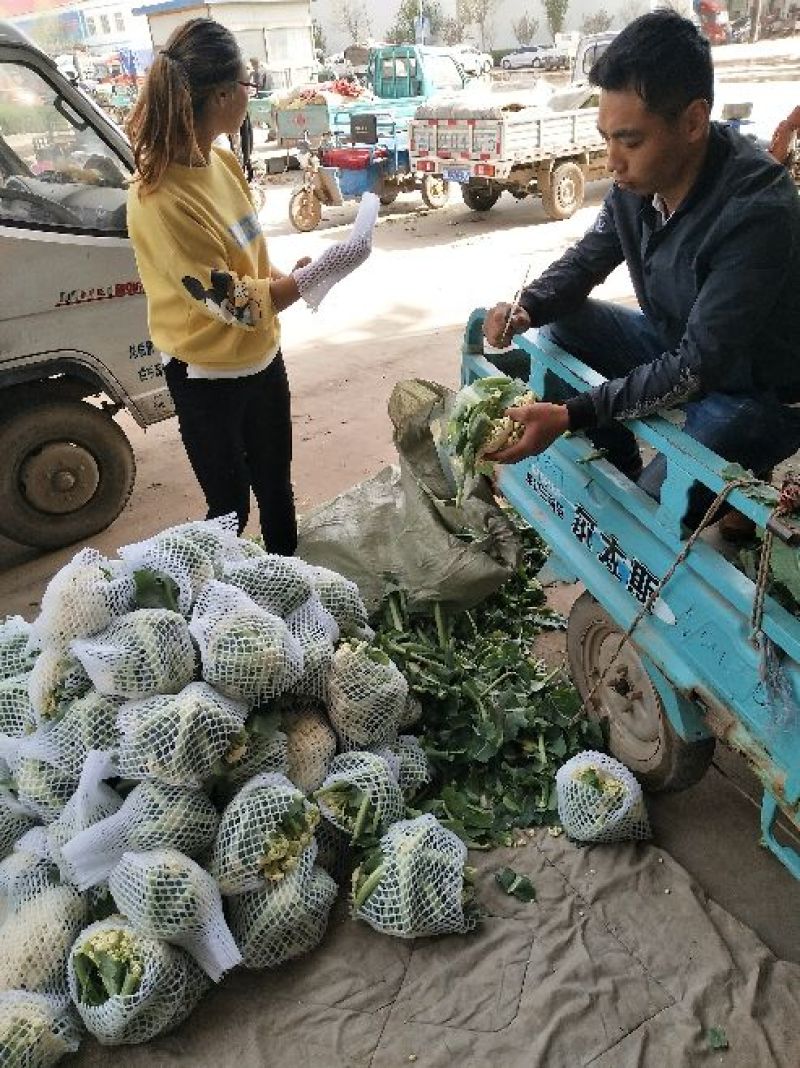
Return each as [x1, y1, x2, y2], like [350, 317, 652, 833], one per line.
[128, 18, 241, 194]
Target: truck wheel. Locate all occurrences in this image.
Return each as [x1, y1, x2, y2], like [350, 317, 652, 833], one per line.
[501, 58, 511, 69]
[461, 184, 501, 212]
[566, 592, 715, 791]
[288, 188, 321, 232]
[541, 161, 585, 220]
[379, 187, 399, 206]
[0, 401, 136, 550]
[420, 175, 449, 208]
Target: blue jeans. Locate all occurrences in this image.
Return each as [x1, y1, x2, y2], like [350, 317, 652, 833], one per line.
[540, 300, 800, 526]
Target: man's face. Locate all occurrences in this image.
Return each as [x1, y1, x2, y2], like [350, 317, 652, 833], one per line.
[597, 87, 696, 198]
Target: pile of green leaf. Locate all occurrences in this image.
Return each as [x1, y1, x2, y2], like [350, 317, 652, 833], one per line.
[372, 523, 603, 848]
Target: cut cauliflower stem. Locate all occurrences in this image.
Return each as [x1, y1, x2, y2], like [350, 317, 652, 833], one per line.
[72, 926, 145, 1004]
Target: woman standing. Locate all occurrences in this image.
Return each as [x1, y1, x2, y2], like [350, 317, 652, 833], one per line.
[126, 19, 371, 554]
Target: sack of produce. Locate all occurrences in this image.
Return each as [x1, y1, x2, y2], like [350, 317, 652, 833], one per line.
[555, 750, 651, 843]
[62, 781, 219, 891]
[302, 564, 369, 637]
[284, 595, 338, 701]
[190, 582, 303, 703]
[69, 917, 210, 1045]
[71, 609, 196, 700]
[37, 690, 123, 778]
[0, 787, 37, 862]
[210, 772, 319, 894]
[118, 526, 220, 616]
[352, 813, 479, 938]
[0, 672, 35, 738]
[327, 641, 407, 750]
[284, 709, 337, 794]
[315, 751, 404, 846]
[0, 734, 77, 824]
[222, 554, 313, 618]
[33, 548, 135, 650]
[108, 848, 242, 981]
[28, 649, 92, 723]
[46, 752, 123, 878]
[0, 991, 81, 1067]
[0, 829, 59, 924]
[115, 681, 248, 788]
[0, 876, 87, 996]
[0, 615, 38, 681]
[227, 859, 337, 969]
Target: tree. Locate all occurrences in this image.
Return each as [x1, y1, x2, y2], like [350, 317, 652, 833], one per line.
[332, 0, 372, 43]
[542, 0, 569, 38]
[512, 12, 540, 44]
[618, 0, 646, 25]
[581, 8, 614, 33]
[312, 19, 327, 57]
[460, 0, 504, 49]
[440, 16, 469, 44]
[386, 0, 444, 44]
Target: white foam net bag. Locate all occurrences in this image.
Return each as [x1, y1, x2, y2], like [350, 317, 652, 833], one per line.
[284, 595, 338, 701]
[352, 813, 477, 939]
[0, 875, 87, 997]
[210, 772, 320, 894]
[303, 564, 369, 637]
[0, 991, 81, 1067]
[0, 830, 60, 925]
[0, 672, 35, 738]
[222, 536, 267, 566]
[227, 857, 337, 970]
[62, 781, 220, 891]
[327, 641, 408, 751]
[218, 717, 288, 792]
[0, 616, 38, 682]
[221, 555, 313, 618]
[71, 609, 196, 700]
[108, 848, 242, 982]
[0, 734, 78, 824]
[118, 523, 226, 616]
[190, 582, 303, 704]
[292, 193, 377, 311]
[555, 750, 652, 843]
[28, 649, 92, 723]
[115, 682, 248, 789]
[46, 752, 123, 879]
[33, 548, 136, 651]
[69, 916, 210, 1046]
[0, 789, 37, 863]
[315, 751, 404, 845]
[37, 690, 123, 778]
[284, 710, 337, 794]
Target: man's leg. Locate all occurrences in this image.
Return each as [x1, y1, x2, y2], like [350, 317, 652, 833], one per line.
[540, 299, 665, 478]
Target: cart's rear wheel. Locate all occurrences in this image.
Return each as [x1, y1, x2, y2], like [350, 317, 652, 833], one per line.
[421, 174, 449, 209]
[379, 186, 399, 206]
[288, 188, 321, 232]
[567, 592, 715, 791]
[461, 184, 501, 212]
[541, 161, 585, 221]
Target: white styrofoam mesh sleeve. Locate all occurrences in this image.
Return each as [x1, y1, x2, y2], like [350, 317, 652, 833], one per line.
[36, 690, 123, 778]
[221, 556, 313, 618]
[45, 751, 123, 880]
[327, 641, 407, 751]
[555, 750, 652, 843]
[292, 192, 378, 310]
[108, 848, 242, 982]
[314, 751, 404, 845]
[301, 564, 369, 637]
[0, 614, 38, 681]
[0, 733, 78, 824]
[284, 595, 338, 702]
[0, 672, 36, 738]
[0, 990, 81, 1067]
[118, 526, 222, 617]
[283, 710, 337, 795]
[28, 649, 92, 723]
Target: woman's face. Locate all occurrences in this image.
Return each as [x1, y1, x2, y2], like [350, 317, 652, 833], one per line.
[216, 62, 252, 136]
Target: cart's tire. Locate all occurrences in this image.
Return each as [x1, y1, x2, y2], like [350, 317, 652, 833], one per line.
[288, 188, 321, 232]
[379, 187, 399, 206]
[421, 175, 449, 209]
[461, 184, 501, 212]
[566, 592, 715, 791]
[0, 400, 136, 550]
[541, 161, 585, 221]
[501, 58, 512, 69]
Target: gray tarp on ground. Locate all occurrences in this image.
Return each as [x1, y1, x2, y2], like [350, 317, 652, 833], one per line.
[71, 831, 800, 1068]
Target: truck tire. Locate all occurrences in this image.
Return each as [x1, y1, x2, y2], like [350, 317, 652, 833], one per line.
[379, 187, 399, 206]
[461, 184, 501, 211]
[420, 175, 449, 208]
[288, 188, 321, 232]
[566, 592, 715, 791]
[541, 161, 585, 220]
[501, 58, 512, 69]
[0, 400, 136, 550]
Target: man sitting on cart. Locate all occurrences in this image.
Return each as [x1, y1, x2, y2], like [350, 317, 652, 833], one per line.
[483, 11, 800, 530]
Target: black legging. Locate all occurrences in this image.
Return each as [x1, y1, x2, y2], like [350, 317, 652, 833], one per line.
[164, 353, 297, 555]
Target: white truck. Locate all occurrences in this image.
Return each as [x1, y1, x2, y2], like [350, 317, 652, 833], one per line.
[0, 21, 172, 550]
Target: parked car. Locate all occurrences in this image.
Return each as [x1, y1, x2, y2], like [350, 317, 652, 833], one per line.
[450, 44, 493, 75]
[540, 48, 570, 71]
[500, 45, 551, 70]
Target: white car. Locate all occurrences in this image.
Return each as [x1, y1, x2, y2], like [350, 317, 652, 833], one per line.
[451, 44, 493, 75]
[500, 46, 550, 70]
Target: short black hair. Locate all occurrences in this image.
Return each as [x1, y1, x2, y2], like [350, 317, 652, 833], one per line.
[589, 11, 713, 120]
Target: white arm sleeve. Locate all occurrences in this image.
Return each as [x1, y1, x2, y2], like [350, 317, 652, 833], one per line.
[292, 192, 379, 310]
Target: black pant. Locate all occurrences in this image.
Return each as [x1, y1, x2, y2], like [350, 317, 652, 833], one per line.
[164, 353, 297, 555]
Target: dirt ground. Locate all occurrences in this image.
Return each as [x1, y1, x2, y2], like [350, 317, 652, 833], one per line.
[2, 88, 799, 965]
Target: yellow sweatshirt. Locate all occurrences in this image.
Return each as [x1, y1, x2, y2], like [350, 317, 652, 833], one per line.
[127, 146, 279, 370]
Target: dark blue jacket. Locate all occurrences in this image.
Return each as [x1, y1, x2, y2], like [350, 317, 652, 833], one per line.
[518, 123, 800, 428]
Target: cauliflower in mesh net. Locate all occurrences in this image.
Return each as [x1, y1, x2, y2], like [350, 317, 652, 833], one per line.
[283, 710, 337, 795]
[327, 641, 407, 750]
[37, 690, 123, 778]
[33, 548, 136, 650]
[0, 792, 37, 865]
[0, 615, 38, 681]
[0, 673, 35, 738]
[0, 881, 88, 994]
[315, 751, 404, 847]
[28, 649, 92, 723]
[0, 991, 81, 1068]
[305, 566, 369, 637]
[222, 555, 313, 618]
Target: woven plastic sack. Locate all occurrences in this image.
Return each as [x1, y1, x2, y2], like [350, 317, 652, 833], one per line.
[115, 682, 248, 789]
[0, 991, 81, 1067]
[46, 752, 122, 879]
[222, 555, 313, 618]
[190, 582, 303, 703]
[62, 781, 220, 891]
[0, 615, 38, 682]
[108, 848, 242, 981]
[118, 528, 219, 616]
[71, 609, 196, 700]
[327, 641, 407, 751]
[285, 595, 338, 701]
[227, 859, 337, 969]
[33, 548, 136, 650]
[315, 751, 404, 845]
[284, 710, 337, 794]
[210, 772, 319, 894]
[303, 564, 369, 637]
[69, 916, 210, 1045]
[0, 672, 35, 738]
[0, 788, 37, 864]
[352, 813, 478, 939]
[0, 734, 77, 824]
[0, 876, 87, 996]
[28, 649, 92, 723]
[37, 690, 123, 778]
[0, 830, 59, 925]
[555, 750, 651, 843]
